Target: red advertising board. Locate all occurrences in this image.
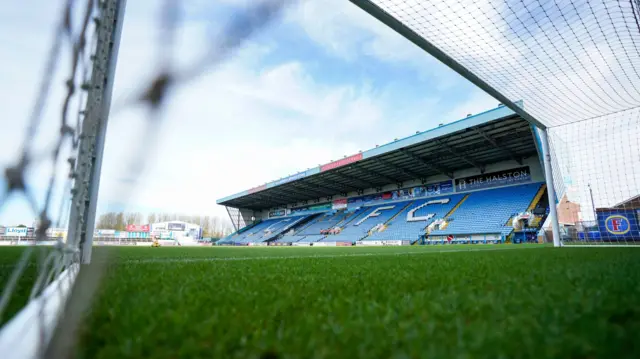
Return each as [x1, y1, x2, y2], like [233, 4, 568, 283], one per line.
[320, 153, 363, 172]
[126, 224, 150, 232]
[332, 198, 348, 210]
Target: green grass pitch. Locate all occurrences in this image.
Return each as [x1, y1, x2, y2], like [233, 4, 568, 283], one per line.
[3, 245, 640, 358]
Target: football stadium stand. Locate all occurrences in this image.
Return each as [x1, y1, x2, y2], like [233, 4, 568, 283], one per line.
[218, 104, 553, 246]
[365, 194, 466, 242]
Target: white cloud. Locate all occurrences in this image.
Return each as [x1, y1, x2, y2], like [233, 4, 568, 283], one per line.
[0, 0, 512, 227]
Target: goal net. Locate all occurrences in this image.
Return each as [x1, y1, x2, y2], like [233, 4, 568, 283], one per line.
[349, 0, 640, 245]
[0, 0, 121, 357]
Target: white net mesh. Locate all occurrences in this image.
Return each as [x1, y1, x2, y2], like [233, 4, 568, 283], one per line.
[0, 0, 104, 356]
[361, 0, 640, 126]
[355, 0, 640, 245]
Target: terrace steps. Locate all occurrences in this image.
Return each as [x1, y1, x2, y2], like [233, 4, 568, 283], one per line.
[384, 201, 415, 227]
[443, 194, 469, 219]
[527, 184, 547, 211]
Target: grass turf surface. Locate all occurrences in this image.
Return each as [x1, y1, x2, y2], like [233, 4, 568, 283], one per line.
[67, 245, 640, 359]
[0, 246, 49, 327]
[2, 245, 639, 358]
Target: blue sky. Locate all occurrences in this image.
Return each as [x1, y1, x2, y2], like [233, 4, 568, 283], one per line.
[0, 0, 499, 226]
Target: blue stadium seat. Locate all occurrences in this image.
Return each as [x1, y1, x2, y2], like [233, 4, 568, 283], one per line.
[366, 194, 466, 242]
[329, 202, 410, 242]
[430, 183, 543, 237]
[230, 214, 312, 243]
[297, 211, 349, 235]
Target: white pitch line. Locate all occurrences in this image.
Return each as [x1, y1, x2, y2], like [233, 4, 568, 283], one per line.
[121, 245, 534, 264]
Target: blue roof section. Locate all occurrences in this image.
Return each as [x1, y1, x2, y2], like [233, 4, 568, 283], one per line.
[217, 103, 521, 205]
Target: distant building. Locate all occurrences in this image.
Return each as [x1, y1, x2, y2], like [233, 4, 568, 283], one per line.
[557, 194, 581, 225]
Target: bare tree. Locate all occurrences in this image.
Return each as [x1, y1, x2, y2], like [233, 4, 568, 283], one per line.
[124, 212, 143, 226]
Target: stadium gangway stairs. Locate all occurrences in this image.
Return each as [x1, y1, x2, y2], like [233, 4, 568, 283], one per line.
[293, 212, 331, 235]
[329, 202, 410, 242]
[296, 211, 347, 236]
[366, 194, 466, 242]
[260, 215, 317, 242]
[220, 219, 262, 242]
[430, 183, 543, 238]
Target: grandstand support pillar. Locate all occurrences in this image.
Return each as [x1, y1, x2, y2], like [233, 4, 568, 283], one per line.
[538, 127, 562, 247]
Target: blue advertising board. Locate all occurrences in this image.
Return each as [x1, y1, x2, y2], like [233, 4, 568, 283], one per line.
[347, 180, 453, 208]
[455, 167, 531, 192]
[596, 209, 639, 240]
[269, 209, 286, 218]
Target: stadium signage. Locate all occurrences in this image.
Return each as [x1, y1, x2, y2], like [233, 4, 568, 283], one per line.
[273, 172, 307, 186]
[597, 209, 639, 238]
[355, 240, 408, 246]
[269, 209, 286, 218]
[167, 222, 186, 231]
[126, 224, 150, 232]
[332, 198, 347, 210]
[5, 227, 28, 237]
[320, 153, 363, 172]
[455, 167, 531, 191]
[291, 203, 332, 214]
[347, 180, 453, 208]
[128, 232, 150, 239]
[313, 242, 336, 247]
[96, 229, 116, 236]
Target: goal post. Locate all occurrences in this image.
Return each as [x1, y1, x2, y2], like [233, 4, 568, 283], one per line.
[0, 0, 127, 358]
[537, 127, 562, 247]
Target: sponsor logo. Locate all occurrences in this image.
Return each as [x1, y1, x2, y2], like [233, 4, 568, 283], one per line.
[320, 153, 363, 172]
[332, 198, 347, 210]
[5, 227, 28, 237]
[273, 172, 307, 186]
[347, 180, 453, 208]
[269, 209, 286, 218]
[126, 224, 150, 232]
[605, 215, 631, 235]
[455, 167, 531, 191]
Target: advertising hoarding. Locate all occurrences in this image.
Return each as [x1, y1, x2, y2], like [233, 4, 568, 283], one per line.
[126, 224, 150, 232]
[332, 199, 347, 210]
[455, 167, 531, 191]
[5, 227, 28, 237]
[272, 172, 307, 186]
[348, 180, 453, 208]
[320, 153, 363, 172]
[167, 222, 186, 231]
[269, 209, 286, 218]
[290, 203, 332, 214]
[597, 209, 639, 239]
